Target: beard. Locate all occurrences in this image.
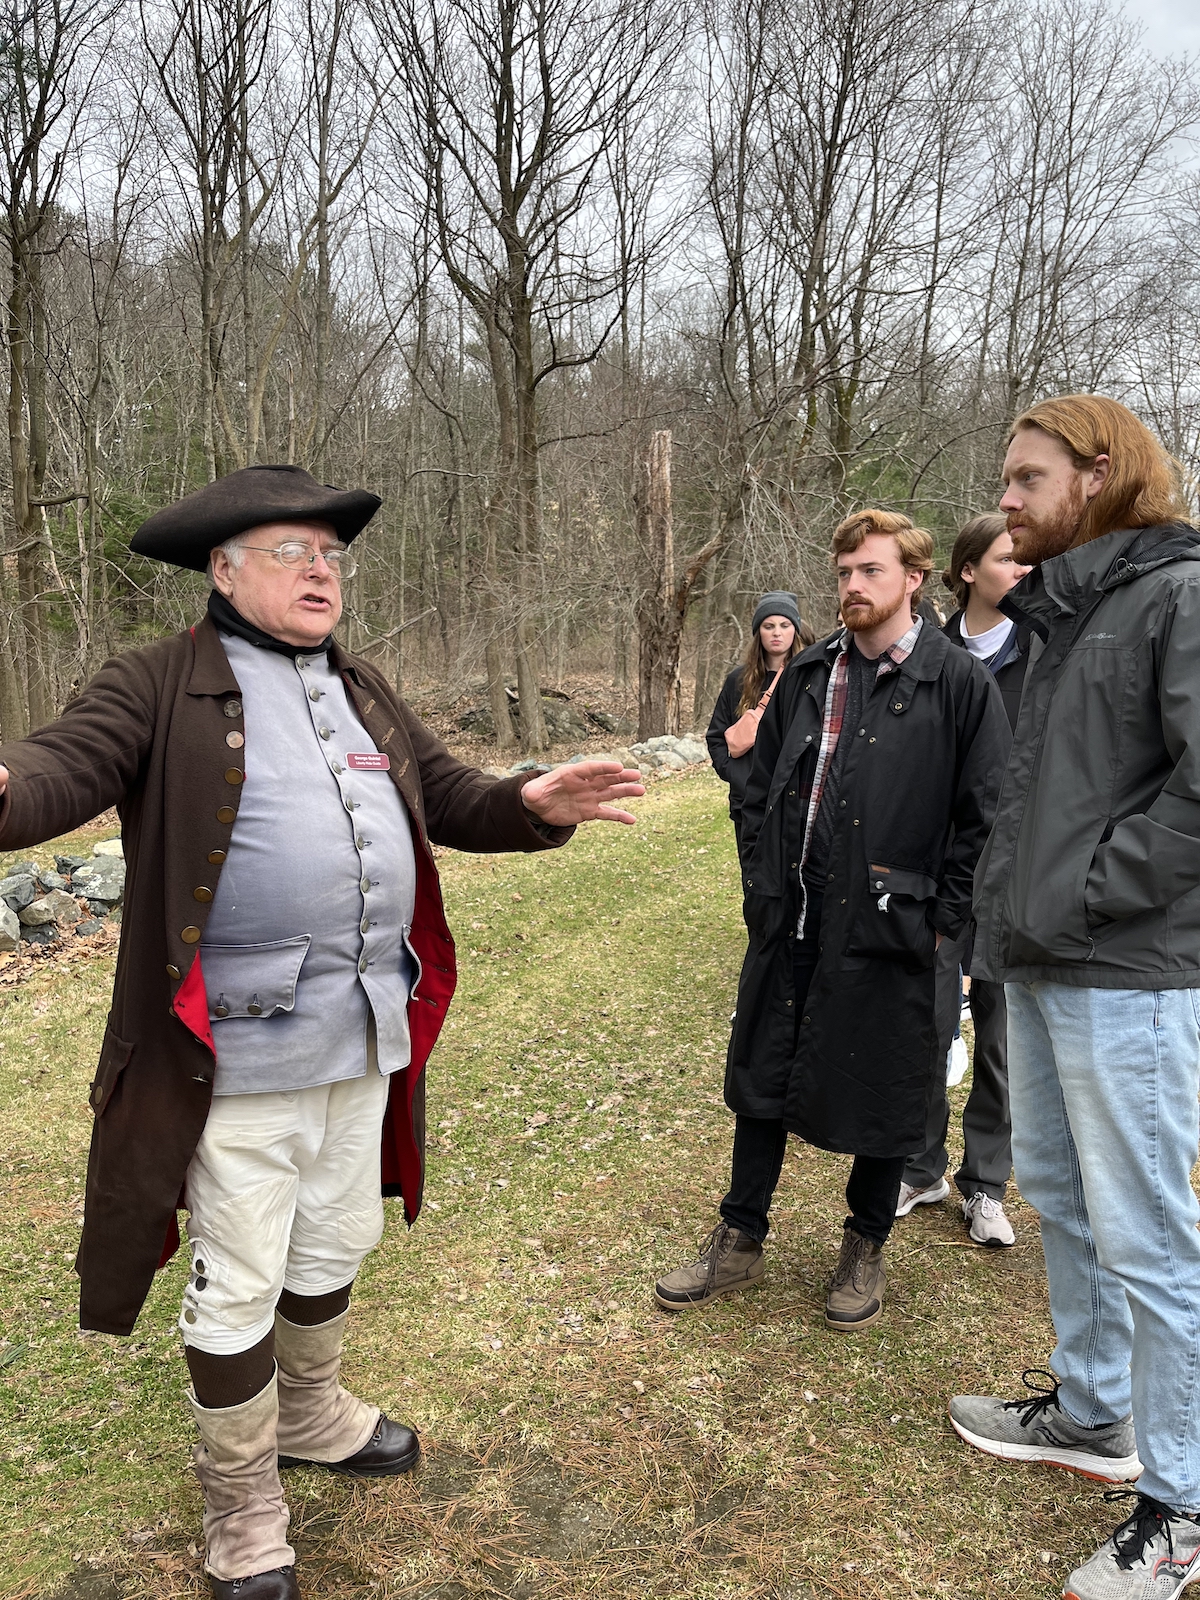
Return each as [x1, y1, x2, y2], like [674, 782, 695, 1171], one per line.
[1009, 482, 1086, 565]
[841, 581, 909, 634]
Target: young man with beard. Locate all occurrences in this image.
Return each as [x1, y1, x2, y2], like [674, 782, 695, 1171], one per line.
[949, 396, 1200, 1600]
[655, 510, 1007, 1330]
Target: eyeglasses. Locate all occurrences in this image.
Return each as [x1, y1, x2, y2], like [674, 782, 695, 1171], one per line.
[240, 541, 357, 578]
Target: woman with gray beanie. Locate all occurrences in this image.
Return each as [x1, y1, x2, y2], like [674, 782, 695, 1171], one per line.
[706, 592, 813, 853]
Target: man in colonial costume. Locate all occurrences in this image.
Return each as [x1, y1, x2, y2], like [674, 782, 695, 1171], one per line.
[0, 465, 642, 1599]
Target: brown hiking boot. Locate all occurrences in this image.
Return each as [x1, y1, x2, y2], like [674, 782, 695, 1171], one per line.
[824, 1229, 886, 1332]
[654, 1222, 764, 1311]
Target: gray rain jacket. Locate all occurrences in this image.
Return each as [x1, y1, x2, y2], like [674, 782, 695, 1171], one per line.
[973, 521, 1200, 988]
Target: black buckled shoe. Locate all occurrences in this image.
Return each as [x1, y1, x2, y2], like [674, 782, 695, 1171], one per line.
[280, 1414, 420, 1478]
[209, 1566, 300, 1599]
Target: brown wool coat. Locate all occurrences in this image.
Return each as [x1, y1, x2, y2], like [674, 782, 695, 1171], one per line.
[0, 617, 568, 1335]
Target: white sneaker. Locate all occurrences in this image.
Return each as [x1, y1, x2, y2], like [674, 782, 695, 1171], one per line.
[946, 1034, 969, 1086]
[963, 1191, 1016, 1247]
[895, 1177, 951, 1217]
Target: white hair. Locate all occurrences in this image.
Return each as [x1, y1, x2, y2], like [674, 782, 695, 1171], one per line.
[207, 531, 252, 581]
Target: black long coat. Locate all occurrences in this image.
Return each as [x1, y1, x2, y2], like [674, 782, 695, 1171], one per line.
[726, 623, 1008, 1156]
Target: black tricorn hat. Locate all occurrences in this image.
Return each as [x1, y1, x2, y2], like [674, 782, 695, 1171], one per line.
[130, 464, 382, 573]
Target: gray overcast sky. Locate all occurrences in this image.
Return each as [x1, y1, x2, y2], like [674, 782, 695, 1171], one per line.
[1130, 0, 1200, 58]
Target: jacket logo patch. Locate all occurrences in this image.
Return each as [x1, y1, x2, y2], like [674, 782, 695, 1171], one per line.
[1082, 632, 1118, 642]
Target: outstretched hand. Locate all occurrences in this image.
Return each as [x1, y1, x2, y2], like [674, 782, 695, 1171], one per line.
[521, 760, 645, 827]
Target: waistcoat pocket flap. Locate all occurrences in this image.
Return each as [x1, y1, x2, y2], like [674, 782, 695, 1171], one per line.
[202, 935, 311, 1020]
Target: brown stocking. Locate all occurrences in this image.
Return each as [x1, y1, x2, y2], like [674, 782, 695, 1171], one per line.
[186, 1331, 275, 1411]
[276, 1280, 354, 1327]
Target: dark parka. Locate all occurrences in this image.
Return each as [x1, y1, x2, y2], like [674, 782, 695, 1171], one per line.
[0, 617, 570, 1336]
[727, 622, 1008, 1156]
[973, 522, 1200, 988]
[706, 666, 751, 818]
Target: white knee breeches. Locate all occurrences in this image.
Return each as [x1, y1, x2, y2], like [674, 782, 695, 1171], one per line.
[179, 1070, 390, 1354]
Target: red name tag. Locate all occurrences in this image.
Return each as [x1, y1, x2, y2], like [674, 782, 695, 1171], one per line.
[346, 753, 390, 770]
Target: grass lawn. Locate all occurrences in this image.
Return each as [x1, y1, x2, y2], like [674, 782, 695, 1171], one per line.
[0, 772, 1125, 1599]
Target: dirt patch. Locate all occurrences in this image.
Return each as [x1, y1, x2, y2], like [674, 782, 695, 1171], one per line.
[43, 1572, 126, 1600]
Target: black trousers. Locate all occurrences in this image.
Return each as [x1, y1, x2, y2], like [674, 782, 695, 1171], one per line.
[719, 890, 906, 1246]
[902, 930, 1012, 1201]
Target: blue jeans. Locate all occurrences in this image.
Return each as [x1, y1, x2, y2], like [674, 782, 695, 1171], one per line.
[1006, 981, 1200, 1510]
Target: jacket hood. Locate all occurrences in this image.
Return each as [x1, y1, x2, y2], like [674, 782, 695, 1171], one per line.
[1002, 521, 1200, 635]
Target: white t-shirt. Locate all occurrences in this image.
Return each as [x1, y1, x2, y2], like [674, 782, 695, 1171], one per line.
[959, 613, 1014, 662]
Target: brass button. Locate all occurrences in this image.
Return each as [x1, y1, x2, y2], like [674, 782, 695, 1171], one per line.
[360, 875, 371, 893]
[166, 963, 181, 980]
[360, 916, 371, 934]
[224, 767, 244, 785]
[309, 688, 323, 702]
[355, 834, 365, 848]
[225, 731, 244, 749]
[216, 806, 237, 824]
[214, 1000, 229, 1018]
[247, 996, 263, 1016]
[207, 850, 227, 865]
[181, 926, 201, 943]
[184, 1309, 197, 1324]
[223, 699, 242, 718]
[894, 702, 903, 710]
[358, 956, 369, 974]
[193, 886, 213, 903]
[319, 727, 331, 740]
[331, 763, 343, 775]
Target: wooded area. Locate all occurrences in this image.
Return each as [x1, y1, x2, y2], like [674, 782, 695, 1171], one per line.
[2, 0, 1197, 747]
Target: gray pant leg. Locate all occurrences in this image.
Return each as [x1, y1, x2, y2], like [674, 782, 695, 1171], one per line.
[902, 932, 966, 1188]
[954, 978, 1012, 1201]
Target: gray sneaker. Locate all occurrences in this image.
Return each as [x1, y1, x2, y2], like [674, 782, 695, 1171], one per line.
[654, 1222, 764, 1311]
[949, 1370, 1143, 1483]
[1064, 1494, 1200, 1598]
[963, 1191, 1016, 1247]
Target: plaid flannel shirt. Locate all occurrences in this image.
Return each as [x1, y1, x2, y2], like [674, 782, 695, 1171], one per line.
[796, 615, 923, 933]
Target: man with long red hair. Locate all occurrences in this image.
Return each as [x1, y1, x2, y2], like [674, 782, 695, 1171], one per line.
[951, 396, 1200, 1599]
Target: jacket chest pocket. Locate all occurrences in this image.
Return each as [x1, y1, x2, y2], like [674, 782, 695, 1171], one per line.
[202, 935, 311, 1020]
[845, 864, 938, 972]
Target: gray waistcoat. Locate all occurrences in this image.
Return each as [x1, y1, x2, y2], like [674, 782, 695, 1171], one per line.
[202, 633, 417, 1095]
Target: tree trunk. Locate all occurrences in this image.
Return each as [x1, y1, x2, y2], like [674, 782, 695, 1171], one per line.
[636, 430, 680, 740]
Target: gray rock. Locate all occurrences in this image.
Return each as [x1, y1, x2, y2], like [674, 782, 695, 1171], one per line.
[36, 870, 70, 893]
[509, 760, 542, 774]
[20, 890, 81, 927]
[645, 735, 680, 752]
[85, 901, 109, 919]
[20, 925, 58, 946]
[540, 700, 589, 741]
[78, 858, 125, 906]
[0, 874, 37, 912]
[0, 905, 18, 952]
[6, 860, 37, 880]
[655, 749, 688, 770]
[93, 838, 124, 858]
[75, 918, 105, 937]
[55, 854, 89, 876]
[675, 738, 709, 764]
[458, 705, 503, 737]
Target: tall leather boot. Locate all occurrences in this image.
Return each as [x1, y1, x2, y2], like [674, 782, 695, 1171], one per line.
[188, 1371, 298, 1599]
[274, 1310, 419, 1477]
